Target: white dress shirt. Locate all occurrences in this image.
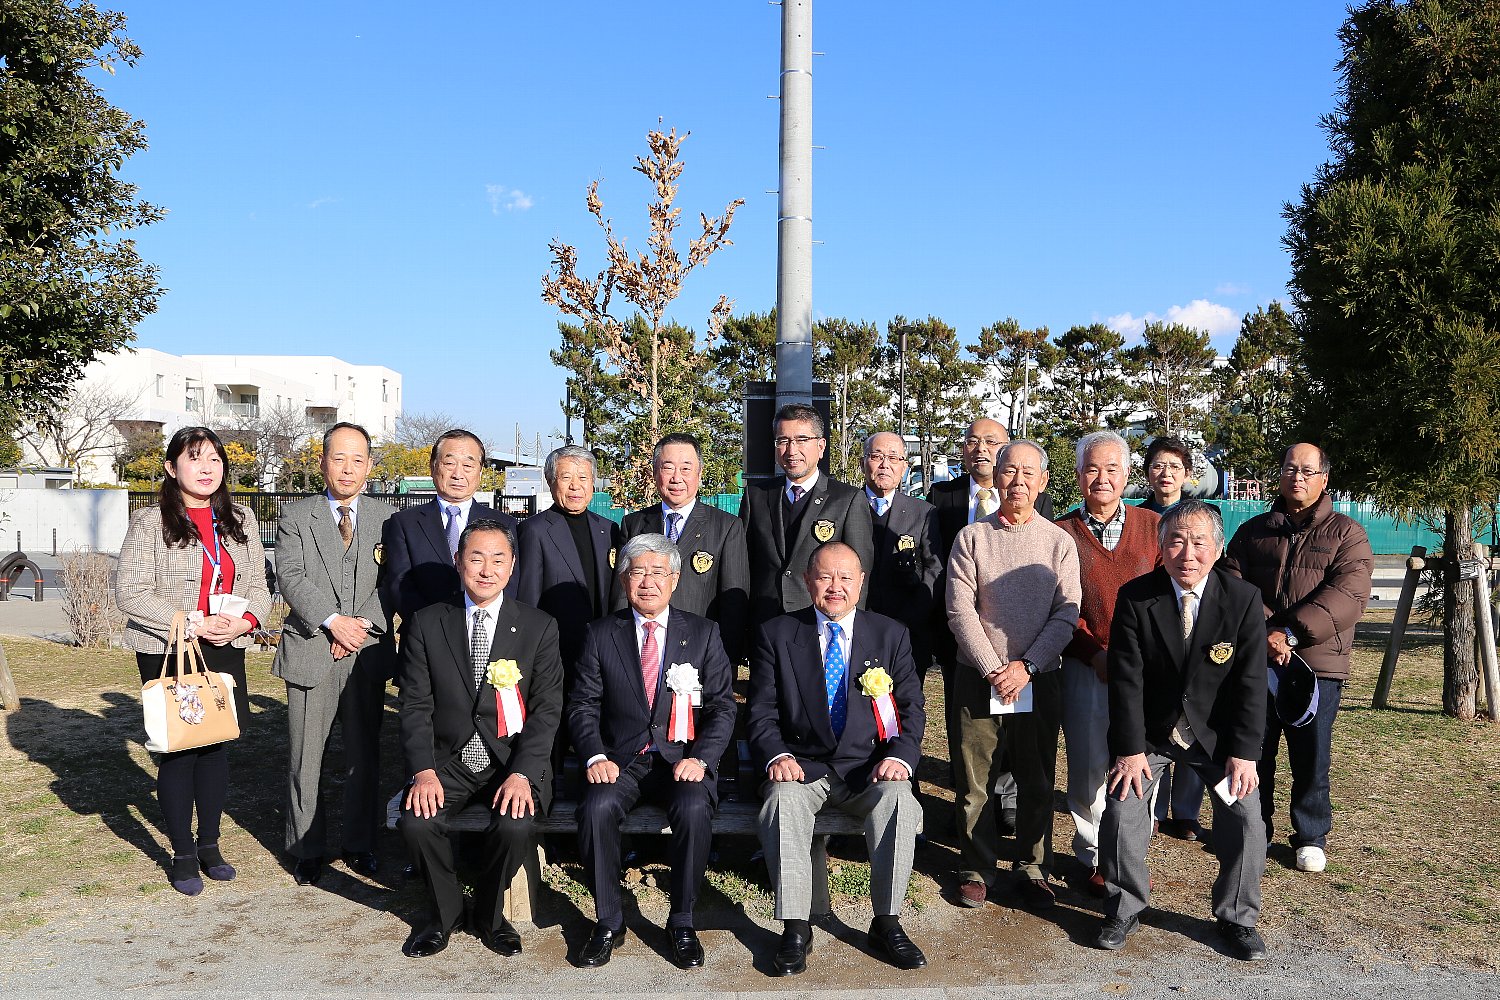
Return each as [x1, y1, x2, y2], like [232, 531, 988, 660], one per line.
[442, 495, 476, 536]
[661, 500, 696, 536]
[784, 469, 820, 504]
[584, 607, 672, 767]
[967, 477, 999, 525]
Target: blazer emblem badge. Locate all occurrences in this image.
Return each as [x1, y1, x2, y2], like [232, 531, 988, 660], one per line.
[373, 542, 384, 565]
[812, 519, 835, 542]
[1209, 642, 1234, 664]
[692, 550, 714, 574]
[897, 534, 915, 551]
[608, 547, 617, 569]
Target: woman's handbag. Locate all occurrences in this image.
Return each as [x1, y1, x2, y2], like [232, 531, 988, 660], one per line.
[142, 612, 241, 752]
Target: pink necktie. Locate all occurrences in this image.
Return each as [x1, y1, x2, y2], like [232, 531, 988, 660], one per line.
[641, 620, 661, 709]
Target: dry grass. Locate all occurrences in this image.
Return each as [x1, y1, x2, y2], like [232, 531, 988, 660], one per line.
[0, 614, 1496, 968]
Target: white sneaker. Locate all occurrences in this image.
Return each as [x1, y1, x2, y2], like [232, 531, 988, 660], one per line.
[1295, 846, 1326, 873]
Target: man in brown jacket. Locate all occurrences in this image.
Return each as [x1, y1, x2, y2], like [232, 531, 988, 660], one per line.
[1221, 443, 1373, 874]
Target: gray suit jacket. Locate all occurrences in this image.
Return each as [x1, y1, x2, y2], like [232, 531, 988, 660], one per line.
[272, 493, 396, 687]
[116, 504, 272, 654]
[618, 501, 750, 663]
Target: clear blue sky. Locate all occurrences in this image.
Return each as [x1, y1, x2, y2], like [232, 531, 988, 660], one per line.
[107, 1, 1350, 453]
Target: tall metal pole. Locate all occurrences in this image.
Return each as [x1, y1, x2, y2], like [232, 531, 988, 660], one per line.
[774, 0, 813, 410]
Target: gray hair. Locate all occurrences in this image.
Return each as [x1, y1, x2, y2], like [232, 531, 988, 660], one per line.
[544, 444, 596, 486]
[1157, 499, 1225, 551]
[862, 431, 906, 458]
[996, 439, 1049, 471]
[774, 402, 825, 439]
[616, 532, 682, 577]
[1075, 430, 1130, 472]
[652, 432, 702, 466]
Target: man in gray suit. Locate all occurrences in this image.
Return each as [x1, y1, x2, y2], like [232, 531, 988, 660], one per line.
[272, 422, 395, 886]
[619, 432, 750, 664]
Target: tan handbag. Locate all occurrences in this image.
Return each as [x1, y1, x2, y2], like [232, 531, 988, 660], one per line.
[142, 612, 241, 752]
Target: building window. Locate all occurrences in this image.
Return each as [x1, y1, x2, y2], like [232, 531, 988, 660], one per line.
[155, 374, 164, 397]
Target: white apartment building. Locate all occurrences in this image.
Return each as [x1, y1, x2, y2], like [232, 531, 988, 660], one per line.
[19, 347, 401, 484]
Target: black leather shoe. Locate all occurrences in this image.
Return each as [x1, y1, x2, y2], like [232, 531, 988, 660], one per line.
[998, 807, 1018, 836]
[342, 851, 379, 877]
[868, 921, 927, 970]
[1093, 915, 1139, 950]
[1217, 920, 1267, 961]
[772, 926, 812, 976]
[292, 857, 324, 886]
[478, 918, 523, 957]
[402, 925, 450, 958]
[576, 923, 624, 967]
[669, 926, 704, 969]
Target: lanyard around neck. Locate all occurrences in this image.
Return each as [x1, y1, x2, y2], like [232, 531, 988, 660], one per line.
[198, 510, 223, 593]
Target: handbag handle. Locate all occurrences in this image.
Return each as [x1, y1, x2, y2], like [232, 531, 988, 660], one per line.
[158, 612, 225, 701]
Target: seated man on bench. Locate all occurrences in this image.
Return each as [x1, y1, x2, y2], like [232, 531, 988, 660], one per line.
[748, 541, 928, 975]
[396, 519, 563, 959]
[568, 533, 736, 969]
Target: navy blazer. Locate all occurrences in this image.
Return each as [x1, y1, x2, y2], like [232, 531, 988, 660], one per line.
[619, 501, 750, 663]
[380, 499, 518, 631]
[515, 507, 623, 667]
[1107, 566, 1268, 764]
[747, 607, 925, 788]
[397, 596, 564, 809]
[567, 608, 735, 783]
[865, 489, 943, 672]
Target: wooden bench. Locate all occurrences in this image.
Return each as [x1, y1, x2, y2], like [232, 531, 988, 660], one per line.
[386, 793, 888, 926]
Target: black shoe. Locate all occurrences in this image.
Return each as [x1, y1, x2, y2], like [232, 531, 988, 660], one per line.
[342, 850, 379, 877]
[1217, 920, 1267, 961]
[997, 807, 1018, 836]
[478, 918, 523, 957]
[669, 926, 704, 969]
[292, 857, 324, 886]
[576, 923, 624, 967]
[772, 926, 812, 976]
[1093, 915, 1139, 950]
[868, 921, 927, 970]
[403, 925, 450, 958]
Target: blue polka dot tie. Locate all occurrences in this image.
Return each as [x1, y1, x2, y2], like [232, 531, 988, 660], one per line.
[824, 621, 847, 738]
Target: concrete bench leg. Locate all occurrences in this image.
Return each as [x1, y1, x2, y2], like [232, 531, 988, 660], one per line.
[811, 834, 831, 917]
[503, 836, 544, 927]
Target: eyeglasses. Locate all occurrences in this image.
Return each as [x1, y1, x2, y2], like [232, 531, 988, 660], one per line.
[773, 435, 823, 448]
[964, 436, 1006, 448]
[1148, 462, 1185, 474]
[866, 452, 906, 465]
[1281, 466, 1326, 480]
[624, 567, 676, 581]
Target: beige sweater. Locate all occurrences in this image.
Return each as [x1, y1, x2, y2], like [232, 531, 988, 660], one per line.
[945, 512, 1082, 677]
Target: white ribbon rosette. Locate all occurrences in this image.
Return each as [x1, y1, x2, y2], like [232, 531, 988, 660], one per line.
[859, 664, 901, 740]
[665, 662, 700, 743]
[486, 658, 526, 736]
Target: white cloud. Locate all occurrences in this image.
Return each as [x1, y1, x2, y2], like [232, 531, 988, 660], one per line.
[1214, 281, 1250, 296]
[307, 196, 337, 210]
[1107, 299, 1240, 340]
[486, 184, 533, 214]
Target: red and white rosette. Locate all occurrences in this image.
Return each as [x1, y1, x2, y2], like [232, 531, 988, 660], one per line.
[664, 662, 699, 743]
[859, 665, 901, 740]
[486, 659, 526, 737]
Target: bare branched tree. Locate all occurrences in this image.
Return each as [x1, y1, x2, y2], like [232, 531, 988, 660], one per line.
[15, 381, 140, 473]
[60, 549, 124, 648]
[392, 410, 459, 449]
[542, 125, 744, 505]
[225, 401, 309, 489]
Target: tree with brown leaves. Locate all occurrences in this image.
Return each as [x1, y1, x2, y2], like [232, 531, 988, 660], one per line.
[542, 126, 744, 506]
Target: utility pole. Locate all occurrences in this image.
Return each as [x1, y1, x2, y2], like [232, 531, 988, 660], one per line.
[774, 0, 813, 411]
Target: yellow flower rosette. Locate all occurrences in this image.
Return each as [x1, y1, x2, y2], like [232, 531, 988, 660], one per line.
[486, 658, 522, 689]
[859, 666, 893, 698]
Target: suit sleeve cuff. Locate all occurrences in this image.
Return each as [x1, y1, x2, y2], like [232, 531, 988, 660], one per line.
[765, 752, 793, 772]
[882, 757, 912, 778]
[322, 614, 339, 630]
[585, 754, 607, 768]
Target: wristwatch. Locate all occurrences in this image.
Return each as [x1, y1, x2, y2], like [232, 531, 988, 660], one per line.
[1281, 627, 1298, 648]
[1021, 658, 1039, 676]
[690, 758, 708, 770]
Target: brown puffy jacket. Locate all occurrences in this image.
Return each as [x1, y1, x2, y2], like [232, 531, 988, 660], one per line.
[1220, 492, 1374, 681]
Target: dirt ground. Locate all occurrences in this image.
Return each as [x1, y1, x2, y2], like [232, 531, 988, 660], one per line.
[1, 614, 1497, 995]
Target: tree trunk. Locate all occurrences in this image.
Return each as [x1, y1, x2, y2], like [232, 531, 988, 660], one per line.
[1444, 507, 1480, 720]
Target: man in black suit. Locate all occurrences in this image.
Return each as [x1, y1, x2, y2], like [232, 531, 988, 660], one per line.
[396, 519, 563, 959]
[926, 417, 1051, 824]
[1093, 500, 1269, 962]
[739, 403, 874, 639]
[860, 431, 942, 676]
[381, 429, 518, 633]
[516, 445, 623, 675]
[749, 542, 927, 975]
[568, 533, 735, 969]
[619, 432, 750, 664]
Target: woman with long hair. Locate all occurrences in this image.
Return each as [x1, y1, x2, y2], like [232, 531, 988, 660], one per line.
[116, 426, 271, 895]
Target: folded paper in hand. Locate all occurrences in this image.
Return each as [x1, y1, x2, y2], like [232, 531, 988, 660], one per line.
[208, 592, 250, 618]
[990, 684, 1034, 715]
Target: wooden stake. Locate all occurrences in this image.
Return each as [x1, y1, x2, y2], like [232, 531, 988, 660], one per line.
[1474, 564, 1500, 723]
[1373, 545, 1425, 709]
[0, 640, 18, 711]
